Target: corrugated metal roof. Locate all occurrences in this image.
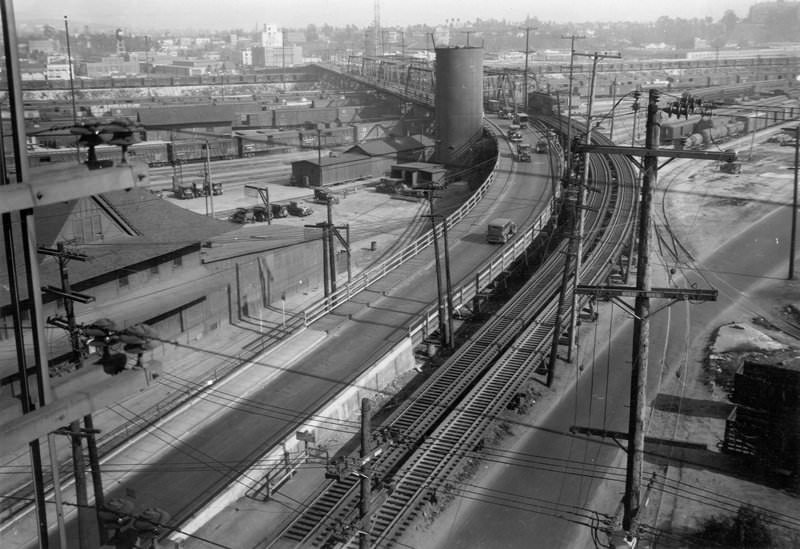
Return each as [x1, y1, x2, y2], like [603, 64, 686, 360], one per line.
[345, 134, 435, 157]
[0, 188, 235, 307]
[134, 103, 260, 128]
[293, 152, 377, 168]
[392, 161, 448, 173]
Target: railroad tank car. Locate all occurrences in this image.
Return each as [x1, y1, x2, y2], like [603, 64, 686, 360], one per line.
[701, 125, 729, 146]
[678, 133, 704, 150]
[660, 117, 701, 144]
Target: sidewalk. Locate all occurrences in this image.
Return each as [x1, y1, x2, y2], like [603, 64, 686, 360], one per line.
[0, 181, 433, 548]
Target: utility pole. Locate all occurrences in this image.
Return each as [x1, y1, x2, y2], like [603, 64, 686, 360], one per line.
[426, 213, 456, 349]
[306, 200, 350, 301]
[561, 34, 585, 178]
[424, 191, 450, 349]
[520, 27, 537, 113]
[442, 220, 455, 348]
[609, 79, 617, 142]
[322, 223, 330, 296]
[548, 47, 616, 380]
[625, 91, 642, 284]
[317, 124, 324, 183]
[64, 15, 79, 163]
[327, 199, 337, 295]
[63, 16, 77, 125]
[282, 28, 287, 92]
[40, 243, 104, 547]
[571, 89, 735, 543]
[359, 398, 372, 549]
[204, 141, 215, 217]
[567, 50, 621, 362]
[545, 34, 582, 383]
[783, 125, 799, 279]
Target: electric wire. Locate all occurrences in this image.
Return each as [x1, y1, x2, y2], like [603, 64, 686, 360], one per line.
[0, 493, 233, 549]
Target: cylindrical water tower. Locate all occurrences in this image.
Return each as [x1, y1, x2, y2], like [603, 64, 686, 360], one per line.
[434, 46, 483, 166]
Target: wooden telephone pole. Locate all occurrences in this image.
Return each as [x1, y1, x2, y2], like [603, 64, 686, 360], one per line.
[547, 49, 618, 384]
[40, 243, 108, 546]
[306, 198, 351, 301]
[520, 26, 537, 113]
[571, 89, 736, 542]
[359, 398, 372, 549]
[567, 50, 621, 362]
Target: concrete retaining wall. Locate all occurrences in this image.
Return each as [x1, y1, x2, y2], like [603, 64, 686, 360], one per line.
[169, 337, 416, 545]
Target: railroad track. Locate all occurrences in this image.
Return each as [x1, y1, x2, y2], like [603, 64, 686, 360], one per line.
[266, 116, 638, 548]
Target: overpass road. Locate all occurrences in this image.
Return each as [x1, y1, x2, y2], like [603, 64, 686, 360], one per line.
[3, 119, 557, 549]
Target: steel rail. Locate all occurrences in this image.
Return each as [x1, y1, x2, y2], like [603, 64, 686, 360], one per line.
[269, 118, 637, 548]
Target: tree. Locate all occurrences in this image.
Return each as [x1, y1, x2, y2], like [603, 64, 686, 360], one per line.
[721, 9, 739, 36]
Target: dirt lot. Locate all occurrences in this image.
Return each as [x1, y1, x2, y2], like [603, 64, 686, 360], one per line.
[637, 137, 800, 548]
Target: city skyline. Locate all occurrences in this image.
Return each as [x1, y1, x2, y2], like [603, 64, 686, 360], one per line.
[19, 0, 762, 32]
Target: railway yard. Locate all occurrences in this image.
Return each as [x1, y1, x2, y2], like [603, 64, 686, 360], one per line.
[3, 53, 800, 549]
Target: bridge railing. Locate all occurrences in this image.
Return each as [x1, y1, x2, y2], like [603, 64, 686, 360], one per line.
[302, 145, 501, 326]
[301, 121, 562, 338]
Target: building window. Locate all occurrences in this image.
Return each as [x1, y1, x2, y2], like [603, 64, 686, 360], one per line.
[119, 275, 129, 289]
[173, 256, 182, 268]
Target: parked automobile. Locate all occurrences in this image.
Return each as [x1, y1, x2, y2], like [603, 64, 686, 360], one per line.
[229, 207, 254, 224]
[192, 181, 208, 197]
[314, 187, 340, 204]
[375, 177, 406, 194]
[252, 206, 270, 222]
[287, 201, 313, 216]
[174, 183, 195, 200]
[270, 203, 289, 218]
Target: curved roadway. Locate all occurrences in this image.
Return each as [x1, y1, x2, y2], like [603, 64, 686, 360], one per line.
[12, 119, 556, 549]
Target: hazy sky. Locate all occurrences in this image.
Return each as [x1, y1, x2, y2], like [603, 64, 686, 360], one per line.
[19, 0, 761, 31]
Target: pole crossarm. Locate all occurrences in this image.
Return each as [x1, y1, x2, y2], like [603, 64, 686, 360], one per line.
[575, 284, 717, 301]
[573, 51, 621, 60]
[574, 144, 737, 163]
[38, 247, 89, 261]
[569, 425, 709, 451]
[41, 286, 95, 304]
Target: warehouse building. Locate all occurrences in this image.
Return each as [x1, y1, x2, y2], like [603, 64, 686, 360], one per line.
[291, 153, 392, 187]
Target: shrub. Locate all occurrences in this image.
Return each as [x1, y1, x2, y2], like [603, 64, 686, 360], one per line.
[697, 505, 772, 548]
